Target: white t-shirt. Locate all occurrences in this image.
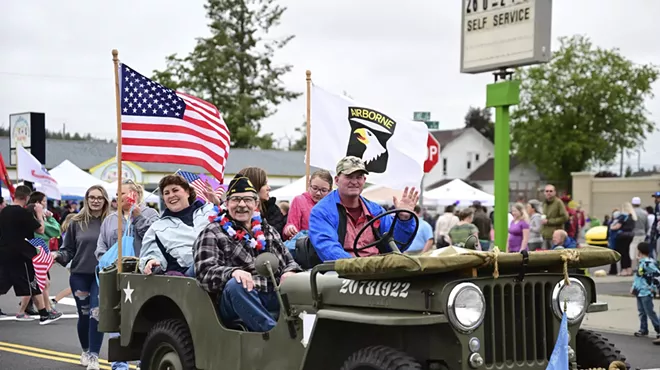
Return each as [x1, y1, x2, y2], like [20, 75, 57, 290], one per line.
[648, 214, 656, 236]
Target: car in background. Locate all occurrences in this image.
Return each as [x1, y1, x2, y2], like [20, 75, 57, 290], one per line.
[585, 225, 608, 247]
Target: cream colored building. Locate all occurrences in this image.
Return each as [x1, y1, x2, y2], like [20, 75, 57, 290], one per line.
[572, 171, 660, 220]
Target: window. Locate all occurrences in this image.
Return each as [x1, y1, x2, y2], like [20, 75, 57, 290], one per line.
[442, 158, 447, 175]
[475, 154, 480, 162]
[467, 161, 471, 170]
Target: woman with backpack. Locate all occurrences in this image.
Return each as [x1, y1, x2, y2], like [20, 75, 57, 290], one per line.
[52, 185, 110, 370]
[96, 179, 158, 370]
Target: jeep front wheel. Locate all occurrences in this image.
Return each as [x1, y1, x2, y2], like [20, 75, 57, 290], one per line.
[575, 329, 629, 369]
[340, 345, 421, 370]
[140, 319, 196, 370]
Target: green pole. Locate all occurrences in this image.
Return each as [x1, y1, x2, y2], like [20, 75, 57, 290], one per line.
[486, 72, 520, 251]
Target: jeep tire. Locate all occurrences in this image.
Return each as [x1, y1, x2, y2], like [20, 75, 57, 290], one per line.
[340, 345, 421, 370]
[575, 329, 629, 369]
[140, 319, 196, 370]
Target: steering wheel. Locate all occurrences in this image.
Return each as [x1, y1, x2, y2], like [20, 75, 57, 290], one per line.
[352, 208, 419, 257]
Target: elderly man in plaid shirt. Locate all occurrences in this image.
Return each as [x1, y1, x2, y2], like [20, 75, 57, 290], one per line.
[193, 174, 302, 332]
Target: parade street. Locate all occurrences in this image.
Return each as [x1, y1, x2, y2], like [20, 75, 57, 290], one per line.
[0, 265, 656, 369]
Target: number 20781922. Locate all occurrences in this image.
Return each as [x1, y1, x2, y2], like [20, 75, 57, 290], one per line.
[339, 279, 411, 298]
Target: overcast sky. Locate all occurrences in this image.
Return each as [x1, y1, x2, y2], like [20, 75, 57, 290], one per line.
[1, 0, 658, 171]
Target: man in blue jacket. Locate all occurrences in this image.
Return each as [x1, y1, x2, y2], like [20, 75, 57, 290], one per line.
[309, 156, 419, 262]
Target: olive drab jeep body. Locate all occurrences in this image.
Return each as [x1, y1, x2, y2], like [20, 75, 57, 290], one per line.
[97, 210, 628, 370]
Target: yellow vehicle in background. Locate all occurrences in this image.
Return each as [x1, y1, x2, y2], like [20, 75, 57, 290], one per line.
[585, 226, 608, 247]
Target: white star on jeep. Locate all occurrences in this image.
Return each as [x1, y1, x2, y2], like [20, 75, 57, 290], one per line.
[124, 282, 134, 303]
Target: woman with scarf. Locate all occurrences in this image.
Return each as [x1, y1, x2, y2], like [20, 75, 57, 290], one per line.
[139, 174, 220, 276]
[237, 167, 285, 236]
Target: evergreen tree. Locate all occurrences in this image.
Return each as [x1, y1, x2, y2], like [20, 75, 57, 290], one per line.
[152, 0, 300, 149]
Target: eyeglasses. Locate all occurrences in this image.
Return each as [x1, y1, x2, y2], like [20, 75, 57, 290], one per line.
[310, 185, 330, 194]
[88, 196, 105, 202]
[227, 196, 257, 206]
[122, 179, 136, 184]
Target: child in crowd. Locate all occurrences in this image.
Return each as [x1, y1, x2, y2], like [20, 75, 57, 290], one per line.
[632, 242, 660, 338]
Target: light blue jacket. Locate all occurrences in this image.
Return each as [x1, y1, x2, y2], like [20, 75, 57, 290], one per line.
[633, 257, 660, 297]
[139, 201, 216, 273]
[96, 204, 159, 260]
[308, 190, 416, 262]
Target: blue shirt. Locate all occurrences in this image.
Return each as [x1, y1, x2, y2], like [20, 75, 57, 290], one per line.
[633, 257, 660, 297]
[407, 219, 433, 253]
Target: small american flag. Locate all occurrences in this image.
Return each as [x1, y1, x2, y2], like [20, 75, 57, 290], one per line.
[119, 63, 230, 183]
[29, 238, 54, 292]
[175, 170, 226, 203]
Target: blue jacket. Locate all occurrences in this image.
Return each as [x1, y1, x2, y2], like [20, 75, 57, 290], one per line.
[308, 190, 416, 261]
[553, 236, 577, 249]
[633, 257, 660, 297]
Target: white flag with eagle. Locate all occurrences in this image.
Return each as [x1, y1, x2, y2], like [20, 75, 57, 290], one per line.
[309, 84, 428, 189]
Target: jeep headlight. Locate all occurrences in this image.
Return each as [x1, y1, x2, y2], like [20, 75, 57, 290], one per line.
[552, 278, 588, 324]
[447, 282, 485, 333]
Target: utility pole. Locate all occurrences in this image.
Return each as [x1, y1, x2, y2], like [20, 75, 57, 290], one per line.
[619, 147, 624, 177]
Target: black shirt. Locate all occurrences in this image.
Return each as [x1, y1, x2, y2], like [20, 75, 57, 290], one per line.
[0, 205, 41, 261]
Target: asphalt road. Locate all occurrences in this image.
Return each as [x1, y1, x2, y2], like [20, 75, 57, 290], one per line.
[1, 265, 658, 369]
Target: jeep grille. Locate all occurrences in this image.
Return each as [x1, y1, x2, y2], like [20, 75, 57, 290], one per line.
[482, 281, 555, 366]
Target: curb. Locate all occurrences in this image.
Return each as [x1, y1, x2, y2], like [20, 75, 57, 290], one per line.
[581, 325, 633, 336]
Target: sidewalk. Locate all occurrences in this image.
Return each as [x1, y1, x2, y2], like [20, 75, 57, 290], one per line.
[582, 294, 654, 335]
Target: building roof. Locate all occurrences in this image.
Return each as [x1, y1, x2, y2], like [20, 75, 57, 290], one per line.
[430, 128, 467, 148]
[466, 156, 521, 181]
[0, 136, 313, 177]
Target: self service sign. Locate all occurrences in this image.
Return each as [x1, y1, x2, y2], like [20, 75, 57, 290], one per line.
[460, 0, 553, 74]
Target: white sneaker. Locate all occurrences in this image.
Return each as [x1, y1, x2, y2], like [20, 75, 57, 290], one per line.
[86, 354, 100, 370]
[80, 351, 91, 366]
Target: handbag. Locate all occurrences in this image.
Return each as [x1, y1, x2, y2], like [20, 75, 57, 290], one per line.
[96, 207, 137, 284]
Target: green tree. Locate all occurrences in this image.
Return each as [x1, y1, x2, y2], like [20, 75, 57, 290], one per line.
[290, 122, 307, 151]
[624, 165, 633, 177]
[464, 106, 494, 142]
[151, 0, 301, 149]
[511, 35, 658, 187]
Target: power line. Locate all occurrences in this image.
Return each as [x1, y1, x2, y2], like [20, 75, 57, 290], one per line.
[0, 71, 110, 81]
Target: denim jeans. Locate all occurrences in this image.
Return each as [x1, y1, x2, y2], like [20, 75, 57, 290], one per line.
[637, 295, 660, 334]
[69, 273, 104, 356]
[185, 264, 194, 277]
[219, 278, 279, 332]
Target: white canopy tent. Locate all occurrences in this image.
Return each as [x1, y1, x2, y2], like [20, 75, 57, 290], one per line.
[41, 160, 116, 199]
[424, 179, 495, 206]
[1, 187, 11, 202]
[361, 184, 401, 205]
[269, 176, 308, 202]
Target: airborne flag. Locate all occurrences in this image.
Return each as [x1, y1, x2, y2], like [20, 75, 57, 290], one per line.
[309, 84, 428, 189]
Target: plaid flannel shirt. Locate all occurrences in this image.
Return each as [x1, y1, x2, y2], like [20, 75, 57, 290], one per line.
[193, 220, 302, 294]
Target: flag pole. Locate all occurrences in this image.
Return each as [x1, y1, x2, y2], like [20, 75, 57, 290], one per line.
[304, 70, 312, 191]
[112, 49, 124, 274]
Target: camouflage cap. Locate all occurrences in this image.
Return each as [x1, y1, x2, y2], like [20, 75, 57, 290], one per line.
[336, 156, 369, 176]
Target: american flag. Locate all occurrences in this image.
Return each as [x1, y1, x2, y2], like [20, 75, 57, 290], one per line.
[119, 64, 230, 183]
[29, 238, 54, 292]
[175, 170, 226, 203]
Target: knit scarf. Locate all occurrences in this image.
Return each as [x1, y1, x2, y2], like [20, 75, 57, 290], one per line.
[210, 205, 266, 251]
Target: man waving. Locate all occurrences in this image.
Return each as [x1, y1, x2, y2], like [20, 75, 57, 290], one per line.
[309, 156, 419, 261]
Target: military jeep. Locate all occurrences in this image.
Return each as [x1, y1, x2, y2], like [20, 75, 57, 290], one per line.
[98, 209, 627, 370]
